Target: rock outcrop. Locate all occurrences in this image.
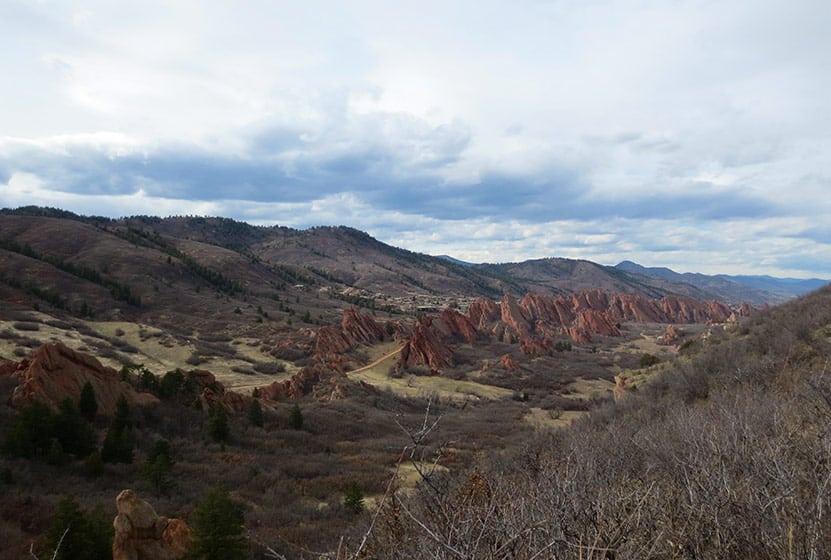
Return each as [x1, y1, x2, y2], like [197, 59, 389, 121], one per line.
[341, 308, 386, 346]
[397, 317, 454, 371]
[314, 326, 353, 357]
[499, 353, 519, 371]
[259, 364, 348, 401]
[112, 489, 191, 560]
[313, 308, 385, 357]
[466, 290, 740, 346]
[1, 343, 158, 414]
[433, 308, 478, 343]
[184, 369, 250, 414]
[519, 337, 554, 357]
[658, 325, 682, 346]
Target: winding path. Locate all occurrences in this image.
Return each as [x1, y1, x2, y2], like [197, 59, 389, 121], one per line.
[347, 345, 404, 375]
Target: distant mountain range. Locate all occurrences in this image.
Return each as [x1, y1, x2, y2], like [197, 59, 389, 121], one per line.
[615, 260, 827, 305]
[1, 207, 824, 321]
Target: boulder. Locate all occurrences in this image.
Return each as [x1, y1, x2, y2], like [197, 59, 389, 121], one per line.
[112, 489, 191, 560]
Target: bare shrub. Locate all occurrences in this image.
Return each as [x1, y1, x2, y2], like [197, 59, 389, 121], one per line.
[253, 362, 286, 375]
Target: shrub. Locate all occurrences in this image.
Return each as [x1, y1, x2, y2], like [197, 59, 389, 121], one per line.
[252, 362, 286, 375]
[343, 482, 365, 514]
[554, 340, 572, 352]
[639, 353, 661, 368]
[83, 451, 104, 478]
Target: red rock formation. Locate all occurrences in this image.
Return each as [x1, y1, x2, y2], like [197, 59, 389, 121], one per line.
[341, 308, 385, 345]
[183, 369, 250, 414]
[520, 337, 554, 357]
[259, 363, 347, 401]
[2, 343, 158, 414]
[314, 325, 353, 356]
[659, 325, 682, 346]
[500, 294, 533, 338]
[112, 490, 191, 560]
[434, 308, 478, 343]
[499, 353, 519, 371]
[467, 298, 500, 330]
[613, 375, 629, 401]
[736, 302, 754, 317]
[397, 316, 454, 370]
[574, 309, 621, 339]
[467, 289, 738, 345]
[313, 308, 385, 357]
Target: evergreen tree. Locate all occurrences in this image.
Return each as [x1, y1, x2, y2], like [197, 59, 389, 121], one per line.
[207, 406, 230, 443]
[159, 369, 186, 398]
[83, 451, 104, 478]
[101, 395, 134, 464]
[78, 382, 98, 422]
[343, 482, 365, 514]
[2, 401, 55, 459]
[113, 395, 133, 431]
[288, 403, 304, 430]
[44, 496, 113, 560]
[142, 440, 174, 495]
[46, 438, 66, 466]
[137, 368, 159, 393]
[54, 398, 95, 457]
[247, 399, 264, 428]
[190, 488, 248, 560]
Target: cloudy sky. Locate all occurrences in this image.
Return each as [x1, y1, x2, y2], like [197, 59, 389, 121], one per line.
[1, 0, 829, 277]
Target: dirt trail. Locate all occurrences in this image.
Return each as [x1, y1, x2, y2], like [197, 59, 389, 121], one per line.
[347, 345, 404, 375]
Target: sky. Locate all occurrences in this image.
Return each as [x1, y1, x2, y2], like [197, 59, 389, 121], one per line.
[1, 0, 829, 278]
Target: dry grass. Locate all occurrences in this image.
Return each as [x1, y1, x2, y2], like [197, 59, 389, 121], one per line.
[348, 345, 512, 402]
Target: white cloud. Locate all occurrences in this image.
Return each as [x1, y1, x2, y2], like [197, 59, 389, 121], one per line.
[0, 0, 829, 276]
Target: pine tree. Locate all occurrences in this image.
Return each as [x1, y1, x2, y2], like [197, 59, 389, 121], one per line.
[84, 451, 104, 478]
[54, 398, 95, 458]
[207, 406, 230, 443]
[343, 482, 365, 514]
[190, 488, 248, 560]
[247, 399, 264, 428]
[101, 395, 134, 464]
[142, 440, 175, 495]
[46, 438, 66, 466]
[78, 382, 98, 422]
[288, 403, 304, 430]
[44, 496, 113, 560]
[113, 395, 133, 431]
[2, 401, 55, 459]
